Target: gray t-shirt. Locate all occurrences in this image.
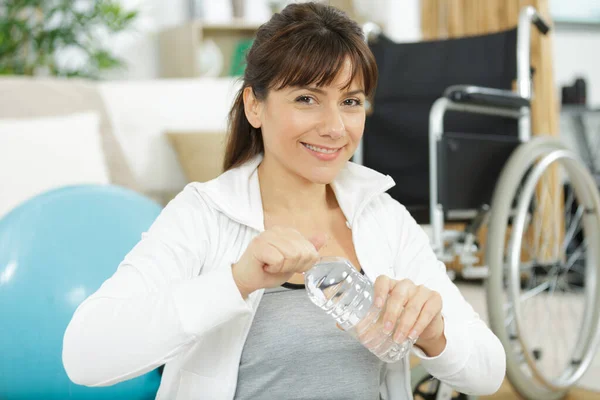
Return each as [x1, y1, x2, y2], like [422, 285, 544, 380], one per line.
[234, 284, 384, 400]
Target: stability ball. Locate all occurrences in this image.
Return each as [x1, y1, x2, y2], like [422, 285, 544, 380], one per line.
[0, 185, 163, 399]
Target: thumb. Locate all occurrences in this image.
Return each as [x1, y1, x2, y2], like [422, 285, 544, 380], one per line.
[309, 232, 329, 251]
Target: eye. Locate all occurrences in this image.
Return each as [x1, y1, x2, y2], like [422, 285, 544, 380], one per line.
[295, 95, 315, 104]
[343, 98, 363, 107]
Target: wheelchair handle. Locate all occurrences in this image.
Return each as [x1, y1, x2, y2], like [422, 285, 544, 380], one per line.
[517, 6, 551, 103]
[362, 21, 382, 43]
[524, 6, 551, 35]
[532, 13, 550, 35]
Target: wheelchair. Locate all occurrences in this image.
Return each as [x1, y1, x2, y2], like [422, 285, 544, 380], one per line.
[358, 6, 600, 400]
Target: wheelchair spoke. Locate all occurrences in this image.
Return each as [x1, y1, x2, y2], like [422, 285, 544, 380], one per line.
[505, 312, 515, 328]
[533, 189, 546, 261]
[565, 188, 575, 228]
[564, 242, 586, 274]
[519, 276, 581, 380]
[520, 280, 551, 302]
[562, 205, 584, 252]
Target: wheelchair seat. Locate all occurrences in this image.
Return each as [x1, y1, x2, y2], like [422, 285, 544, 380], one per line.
[364, 28, 522, 223]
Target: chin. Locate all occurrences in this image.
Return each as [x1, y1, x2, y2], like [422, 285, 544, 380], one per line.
[301, 166, 343, 185]
[308, 176, 335, 185]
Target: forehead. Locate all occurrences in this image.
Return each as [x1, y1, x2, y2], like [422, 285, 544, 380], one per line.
[272, 53, 366, 93]
[329, 59, 364, 90]
[288, 64, 365, 94]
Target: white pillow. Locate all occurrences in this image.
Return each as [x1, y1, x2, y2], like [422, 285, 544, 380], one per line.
[0, 111, 110, 219]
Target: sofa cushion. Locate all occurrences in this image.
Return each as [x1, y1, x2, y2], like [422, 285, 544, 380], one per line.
[0, 112, 111, 218]
[0, 76, 140, 192]
[98, 77, 241, 194]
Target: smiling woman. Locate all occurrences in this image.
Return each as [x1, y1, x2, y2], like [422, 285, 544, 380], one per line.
[62, 2, 506, 400]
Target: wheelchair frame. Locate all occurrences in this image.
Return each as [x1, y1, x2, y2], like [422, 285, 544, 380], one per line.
[358, 6, 547, 280]
[359, 7, 600, 400]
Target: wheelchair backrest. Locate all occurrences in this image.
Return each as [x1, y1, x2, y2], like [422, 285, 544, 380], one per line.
[363, 28, 520, 221]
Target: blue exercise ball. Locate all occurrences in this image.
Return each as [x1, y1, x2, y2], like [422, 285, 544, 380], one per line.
[0, 185, 163, 399]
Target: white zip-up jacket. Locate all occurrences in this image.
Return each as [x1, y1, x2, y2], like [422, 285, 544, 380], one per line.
[63, 154, 506, 399]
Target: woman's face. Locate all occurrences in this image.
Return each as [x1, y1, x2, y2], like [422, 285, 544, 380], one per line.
[244, 59, 366, 184]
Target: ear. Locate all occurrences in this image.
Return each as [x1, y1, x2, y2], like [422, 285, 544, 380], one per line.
[243, 86, 263, 129]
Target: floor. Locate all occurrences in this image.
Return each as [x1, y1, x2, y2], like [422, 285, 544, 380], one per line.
[411, 280, 600, 399]
[410, 358, 600, 399]
[480, 379, 600, 399]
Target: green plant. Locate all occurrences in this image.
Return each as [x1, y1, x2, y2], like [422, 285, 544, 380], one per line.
[0, 0, 139, 79]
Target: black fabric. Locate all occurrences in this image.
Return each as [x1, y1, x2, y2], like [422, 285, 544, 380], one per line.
[437, 132, 520, 211]
[282, 281, 307, 290]
[282, 268, 365, 290]
[363, 28, 520, 223]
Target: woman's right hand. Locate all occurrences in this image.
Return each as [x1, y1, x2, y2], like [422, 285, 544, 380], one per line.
[232, 227, 328, 298]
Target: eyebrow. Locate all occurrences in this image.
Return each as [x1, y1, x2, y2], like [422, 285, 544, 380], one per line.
[289, 87, 365, 96]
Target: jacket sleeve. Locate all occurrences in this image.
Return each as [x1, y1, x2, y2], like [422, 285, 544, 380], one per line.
[62, 186, 253, 387]
[384, 195, 506, 396]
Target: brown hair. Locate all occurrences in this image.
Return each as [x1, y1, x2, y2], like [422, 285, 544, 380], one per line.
[223, 1, 378, 171]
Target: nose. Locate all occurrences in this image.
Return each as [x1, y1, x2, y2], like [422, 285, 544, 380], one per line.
[319, 106, 345, 139]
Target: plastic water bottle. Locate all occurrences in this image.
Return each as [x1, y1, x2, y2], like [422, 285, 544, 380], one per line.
[305, 256, 416, 363]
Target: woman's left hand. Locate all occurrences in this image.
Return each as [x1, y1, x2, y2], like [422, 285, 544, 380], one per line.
[360, 275, 446, 357]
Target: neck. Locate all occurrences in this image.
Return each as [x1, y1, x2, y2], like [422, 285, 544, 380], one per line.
[258, 155, 333, 215]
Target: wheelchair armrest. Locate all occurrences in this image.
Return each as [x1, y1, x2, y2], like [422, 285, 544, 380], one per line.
[444, 85, 530, 110]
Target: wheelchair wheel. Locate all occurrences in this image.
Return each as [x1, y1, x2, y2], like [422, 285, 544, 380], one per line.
[486, 136, 600, 399]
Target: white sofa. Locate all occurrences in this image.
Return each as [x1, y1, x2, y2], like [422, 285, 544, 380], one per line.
[0, 76, 243, 214]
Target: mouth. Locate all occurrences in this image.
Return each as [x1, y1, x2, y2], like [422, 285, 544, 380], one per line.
[301, 142, 343, 154]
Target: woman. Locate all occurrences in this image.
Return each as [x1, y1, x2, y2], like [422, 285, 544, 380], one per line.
[63, 2, 505, 399]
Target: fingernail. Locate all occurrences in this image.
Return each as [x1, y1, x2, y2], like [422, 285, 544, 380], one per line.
[383, 321, 393, 333]
[408, 330, 419, 340]
[394, 332, 406, 344]
[375, 297, 384, 308]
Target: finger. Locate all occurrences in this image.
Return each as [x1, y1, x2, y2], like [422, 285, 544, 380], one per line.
[291, 230, 321, 272]
[382, 280, 414, 335]
[257, 243, 285, 273]
[267, 232, 304, 273]
[354, 310, 395, 356]
[297, 240, 320, 273]
[285, 230, 321, 273]
[353, 307, 386, 346]
[362, 328, 391, 353]
[393, 285, 430, 343]
[259, 229, 300, 272]
[359, 320, 390, 351]
[408, 292, 442, 340]
[372, 275, 393, 309]
[278, 235, 323, 274]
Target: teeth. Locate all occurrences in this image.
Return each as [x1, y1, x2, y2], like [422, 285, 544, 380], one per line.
[303, 143, 338, 154]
